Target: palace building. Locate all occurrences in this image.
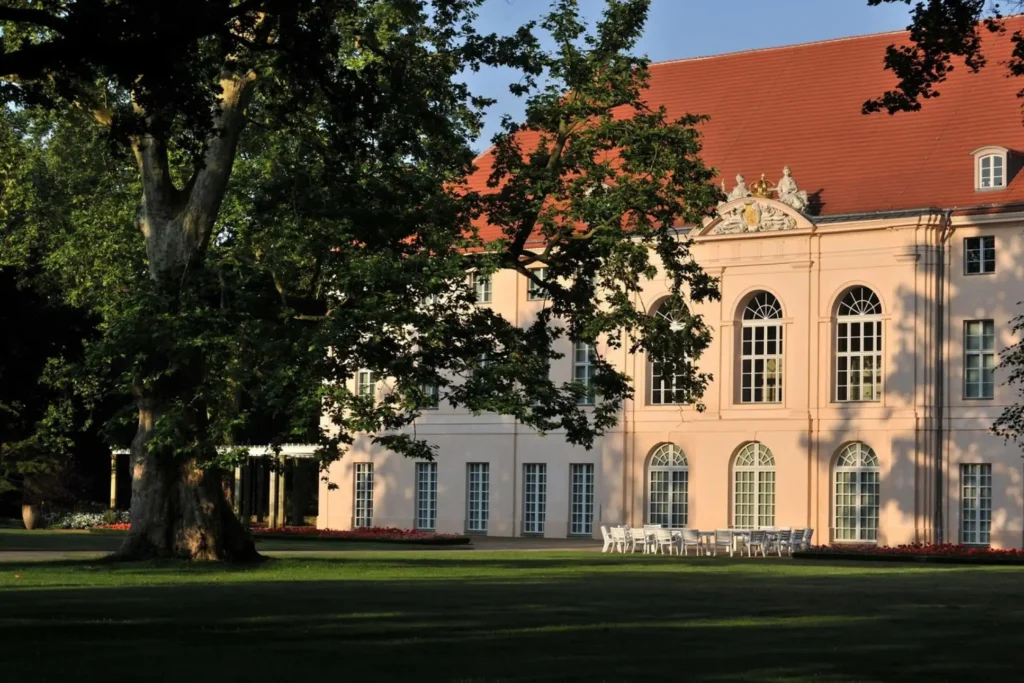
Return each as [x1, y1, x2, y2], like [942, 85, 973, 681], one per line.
[317, 24, 1024, 547]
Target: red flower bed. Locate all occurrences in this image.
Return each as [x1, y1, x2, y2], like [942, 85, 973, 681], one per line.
[806, 543, 1024, 557]
[95, 523, 131, 531]
[798, 543, 1024, 564]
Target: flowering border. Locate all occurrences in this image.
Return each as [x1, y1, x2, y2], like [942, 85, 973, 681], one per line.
[796, 543, 1024, 565]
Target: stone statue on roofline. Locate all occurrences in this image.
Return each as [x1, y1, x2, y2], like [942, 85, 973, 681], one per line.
[775, 166, 809, 212]
[724, 173, 751, 202]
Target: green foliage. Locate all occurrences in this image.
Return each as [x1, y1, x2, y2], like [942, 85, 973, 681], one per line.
[0, 0, 720, 487]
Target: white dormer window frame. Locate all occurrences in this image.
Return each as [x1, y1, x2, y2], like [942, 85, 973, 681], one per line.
[972, 146, 1010, 191]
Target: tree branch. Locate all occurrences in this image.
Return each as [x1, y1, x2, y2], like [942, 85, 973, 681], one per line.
[0, 7, 70, 33]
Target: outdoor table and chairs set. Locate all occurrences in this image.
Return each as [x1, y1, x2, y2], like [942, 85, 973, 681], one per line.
[600, 525, 814, 557]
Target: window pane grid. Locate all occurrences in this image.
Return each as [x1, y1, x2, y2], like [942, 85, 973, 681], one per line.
[570, 464, 595, 535]
[574, 342, 596, 405]
[527, 268, 548, 300]
[523, 464, 547, 534]
[965, 236, 996, 275]
[961, 463, 992, 545]
[733, 443, 775, 529]
[356, 369, 374, 398]
[354, 463, 374, 528]
[467, 463, 490, 533]
[964, 320, 996, 399]
[473, 272, 492, 303]
[647, 444, 688, 528]
[414, 462, 438, 531]
[832, 443, 880, 542]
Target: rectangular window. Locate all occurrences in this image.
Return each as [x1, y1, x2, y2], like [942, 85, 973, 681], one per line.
[422, 383, 439, 410]
[961, 463, 992, 545]
[466, 463, 490, 533]
[836, 319, 883, 402]
[573, 341, 595, 405]
[473, 272, 492, 303]
[522, 463, 547, 534]
[415, 462, 438, 531]
[354, 463, 374, 528]
[569, 464, 594, 536]
[964, 236, 996, 275]
[741, 323, 783, 403]
[356, 368, 375, 398]
[964, 320, 996, 399]
[651, 361, 687, 405]
[526, 268, 548, 301]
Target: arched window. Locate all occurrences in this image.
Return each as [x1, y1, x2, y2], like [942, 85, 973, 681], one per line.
[740, 292, 783, 403]
[647, 444, 688, 528]
[836, 287, 882, 402]
[733, 442, 775, 529]
[833, 442, 880, 542]
[650, 300, 688, 405]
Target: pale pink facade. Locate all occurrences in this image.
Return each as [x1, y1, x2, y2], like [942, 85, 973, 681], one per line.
[319, 200, 1024, 548]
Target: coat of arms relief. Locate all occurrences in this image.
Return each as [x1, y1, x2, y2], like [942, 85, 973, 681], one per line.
[709, 166, 809, 236]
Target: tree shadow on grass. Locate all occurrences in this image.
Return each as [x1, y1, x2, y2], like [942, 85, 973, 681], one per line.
[2, 556, 1024, 681]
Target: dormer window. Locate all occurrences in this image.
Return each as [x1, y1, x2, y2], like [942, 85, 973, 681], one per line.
[980, 155, 1004, 188]
[972, 146, 1012, 191]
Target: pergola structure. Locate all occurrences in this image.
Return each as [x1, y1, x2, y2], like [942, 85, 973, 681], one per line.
[110, 444, 319, 529]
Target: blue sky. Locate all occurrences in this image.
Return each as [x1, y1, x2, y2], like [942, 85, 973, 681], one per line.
[465, 0, 914, 150]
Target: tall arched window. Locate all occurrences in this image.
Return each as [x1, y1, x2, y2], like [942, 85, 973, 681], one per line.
[833, 442, 880, 541]
[647, 444, 688, 528]
[741, 292, 783, 403]
[733, 442, 775, 529]
[836, 287, 883, 402]
[650, 300, 688, 405]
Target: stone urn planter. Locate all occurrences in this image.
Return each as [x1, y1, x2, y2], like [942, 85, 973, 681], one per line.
[21, 504, 40, 531]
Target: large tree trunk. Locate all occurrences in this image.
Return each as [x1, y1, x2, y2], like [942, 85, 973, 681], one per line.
[115, 72, 260, 561]
[116, 394, 260, 562]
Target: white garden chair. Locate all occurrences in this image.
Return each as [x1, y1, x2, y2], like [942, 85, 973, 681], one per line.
[654, 528, 677, 555]
[713, 529, 734, 557]
[609, 526, 628, 553]
[629, 527, 652, 554]
[600, 525, 613, 553]
[773, 529, 792, 557]
[789, 528, 805, 553]
[803, 528, 814, 548]
[680, 528, 702, 556]
[746, 529, 768, 557]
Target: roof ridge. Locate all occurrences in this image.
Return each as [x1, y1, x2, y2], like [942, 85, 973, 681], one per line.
[647, 28, 909, 68]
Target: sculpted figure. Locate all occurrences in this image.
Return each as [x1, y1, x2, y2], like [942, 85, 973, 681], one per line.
[776, 166, 809, 212]
[726, 174, 752, 202]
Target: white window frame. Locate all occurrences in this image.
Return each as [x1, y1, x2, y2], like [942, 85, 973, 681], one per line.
[356, 368, 375, 398]
[733, 442, 775, 529]
[650, 300, 688, 405]
[472, 271, 492, 303]
[354, 463, 374, 528]
[961, 463, 992, 545]
[573, 341, 595, 405]
[980, 154, 1005, 189]
[415, 461, 438, 531]
[466, 463, 490, 533]
[569, 463, 595, 536]
[522, 463, 547, 534]
[526, 267, 548, 301]
[964, 320, 996, 400]
[964, 236, 996, 275]
[422, 383, 439, 410]
[647, 444, 688, 529]
[835, 287, 883, 403]
[740, 292, 784, 404]
[832, 442, 880, 542]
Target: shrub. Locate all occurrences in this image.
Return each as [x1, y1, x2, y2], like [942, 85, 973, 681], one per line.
[44, 509, 130, 529]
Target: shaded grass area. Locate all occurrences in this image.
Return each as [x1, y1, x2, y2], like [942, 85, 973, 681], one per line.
[0, 528, 455, 553]
[2, 550, 1024, 682]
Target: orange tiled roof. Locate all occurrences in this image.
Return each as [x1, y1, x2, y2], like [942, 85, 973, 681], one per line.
[467, 20, 1024, 241]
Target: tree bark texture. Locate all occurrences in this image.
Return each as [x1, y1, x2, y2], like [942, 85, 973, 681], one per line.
[117, 73, 260, 561]
[118, 396, 259, 561]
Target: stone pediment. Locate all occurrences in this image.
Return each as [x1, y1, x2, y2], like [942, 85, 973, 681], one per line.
[699, 197, 814, 237]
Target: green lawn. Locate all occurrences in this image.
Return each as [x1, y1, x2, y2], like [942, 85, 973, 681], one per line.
[2, 545, 1023, 681]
